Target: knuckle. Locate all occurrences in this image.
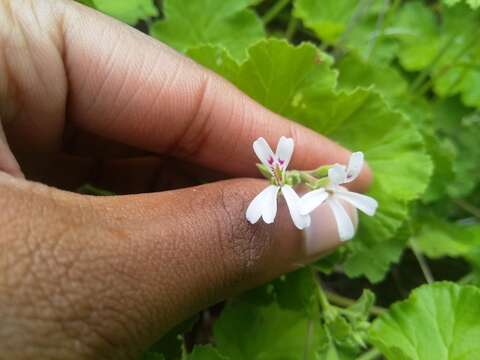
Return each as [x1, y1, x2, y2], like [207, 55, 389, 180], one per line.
[170, 70, 217, 158]
[0, 0, 66, 136]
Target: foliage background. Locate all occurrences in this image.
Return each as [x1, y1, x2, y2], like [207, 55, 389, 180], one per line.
[77, 0, 480, 359]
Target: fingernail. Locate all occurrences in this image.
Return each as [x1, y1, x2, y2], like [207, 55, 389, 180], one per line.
[302, 201, 358, 260]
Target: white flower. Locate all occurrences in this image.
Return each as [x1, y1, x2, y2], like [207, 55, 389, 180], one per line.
[246, 137, 311, 230]
[299, 152, 378, 241]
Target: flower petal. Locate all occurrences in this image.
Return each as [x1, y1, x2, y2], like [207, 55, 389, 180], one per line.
[253, 137, 275, 170]
[275, 136, 294, 170]
[328, 197, 355, 241]
[345, 152, 364, 182]
[298, 188, 329, 215]
[328, 164, 347, 186]
[261, 185, 280, 223]
[281, 185, 311, 230]
[335, 189, 378, 216]
[246, 185, 279, 224]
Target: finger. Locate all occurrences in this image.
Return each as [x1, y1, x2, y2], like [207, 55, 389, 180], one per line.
[89, 179, 357, 350]
[0, 118, 24, 178]
[58, 2, 371, 191]
[0, 175, 356, 357]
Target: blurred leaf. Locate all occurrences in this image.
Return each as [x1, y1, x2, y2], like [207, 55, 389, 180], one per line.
[151, 0, 265, 61]
[443, 0, 480, 9]
[370, 282, 480, 360]
[434, 98, 480, 198]
[293, 0, 359, 44]
[414, 215, 480, 259]
[186, 346, 228, 360]
[343, 222, 409, 282]
[143, 352, 166, 360]
[76, 0, 95, 7]
[432, 4, 480, 108]
[214, 298, 325, 359]
[272, 268, 317, 314]
[337, 52, 408, 99]
[393, 1, 441, 71]
[92, 0, 158, 25]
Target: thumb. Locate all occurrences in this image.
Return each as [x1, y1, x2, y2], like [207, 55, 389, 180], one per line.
[90, 178, 356, 352]
[0, 174, 356, 358]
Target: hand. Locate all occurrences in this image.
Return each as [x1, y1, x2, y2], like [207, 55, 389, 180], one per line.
[0, 0, 372, 358]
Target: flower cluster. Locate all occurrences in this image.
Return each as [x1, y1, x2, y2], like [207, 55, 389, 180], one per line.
[246, 137, 378, 241]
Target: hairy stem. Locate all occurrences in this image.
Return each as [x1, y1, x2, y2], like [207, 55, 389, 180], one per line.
[286, 16, 299, 41]
[366, 0, 390, 60]
[262, 0, 290, 25]
[325, 291, 386, 316]
[357, 348, 382, 360]
[410, 239, 434, 284]
[454, 199, 480, 219]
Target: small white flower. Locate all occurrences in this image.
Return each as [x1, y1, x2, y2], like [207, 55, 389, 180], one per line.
[299, 152, 378, 241]
[246, 137, 311, 230]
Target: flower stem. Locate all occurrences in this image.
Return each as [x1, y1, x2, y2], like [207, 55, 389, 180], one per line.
[262, 0, 290, 25]
[410, 238, 434, 284]
[357, 348, 382, 360]
[454, 199, 480, 219]
[410, 35, 456, 93]
[325, 291, 386, 316]
[365, 0, 390, 60]
[286, 16, 299, 41]
[334, 0, 374, 58]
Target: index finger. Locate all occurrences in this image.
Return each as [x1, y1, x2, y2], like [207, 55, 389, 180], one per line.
[62, 2, 372, 191]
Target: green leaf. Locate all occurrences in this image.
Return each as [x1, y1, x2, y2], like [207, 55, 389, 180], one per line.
[343, 222, 409, 282]
[92, 0, 158, 25]
[393, 1, 441, 71]
[142, 352, 165, 360]
[189, 39, 432, 281]
[421, 133, 457, 202]
[337, 52, 408, 100]
[151, 0, 265, 61]
[414, 215, 480, 259]
[443, 0, 480, 9]
[271, 268, 317, 314]
[431, 4, 480, 107]
[434, 98, 480, 198]
[293, 0, 358, 44]
[76, 0, 95, 7]
[294, 0, 399, 64]
[370, 282, 480, 360]
[214, 298, 325, 359]
[186, 346, 228, 360]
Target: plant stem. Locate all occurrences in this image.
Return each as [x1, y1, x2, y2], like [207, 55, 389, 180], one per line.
[366, 0, 390, 60]
[410, 35, 456, 93]
[303, 319, 313, 360]
[454, 199, 480, 219]
[357, 348, 382, 360]
[286, 17, 299, 41]
[411, 25, 480, 95]
[458, 272, 476, 284]
[410, 239, 434, 284]
[325, 291, 386, 316]
[334, 0, 374, 58]
[262, 0, 290, 25]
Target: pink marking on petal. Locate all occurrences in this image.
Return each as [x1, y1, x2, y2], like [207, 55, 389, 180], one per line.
[279, 159, 285, 165]
[268, 156, 274, 165]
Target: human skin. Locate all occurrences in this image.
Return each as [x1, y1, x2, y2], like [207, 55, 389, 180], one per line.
[0, 0, 372, 359]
